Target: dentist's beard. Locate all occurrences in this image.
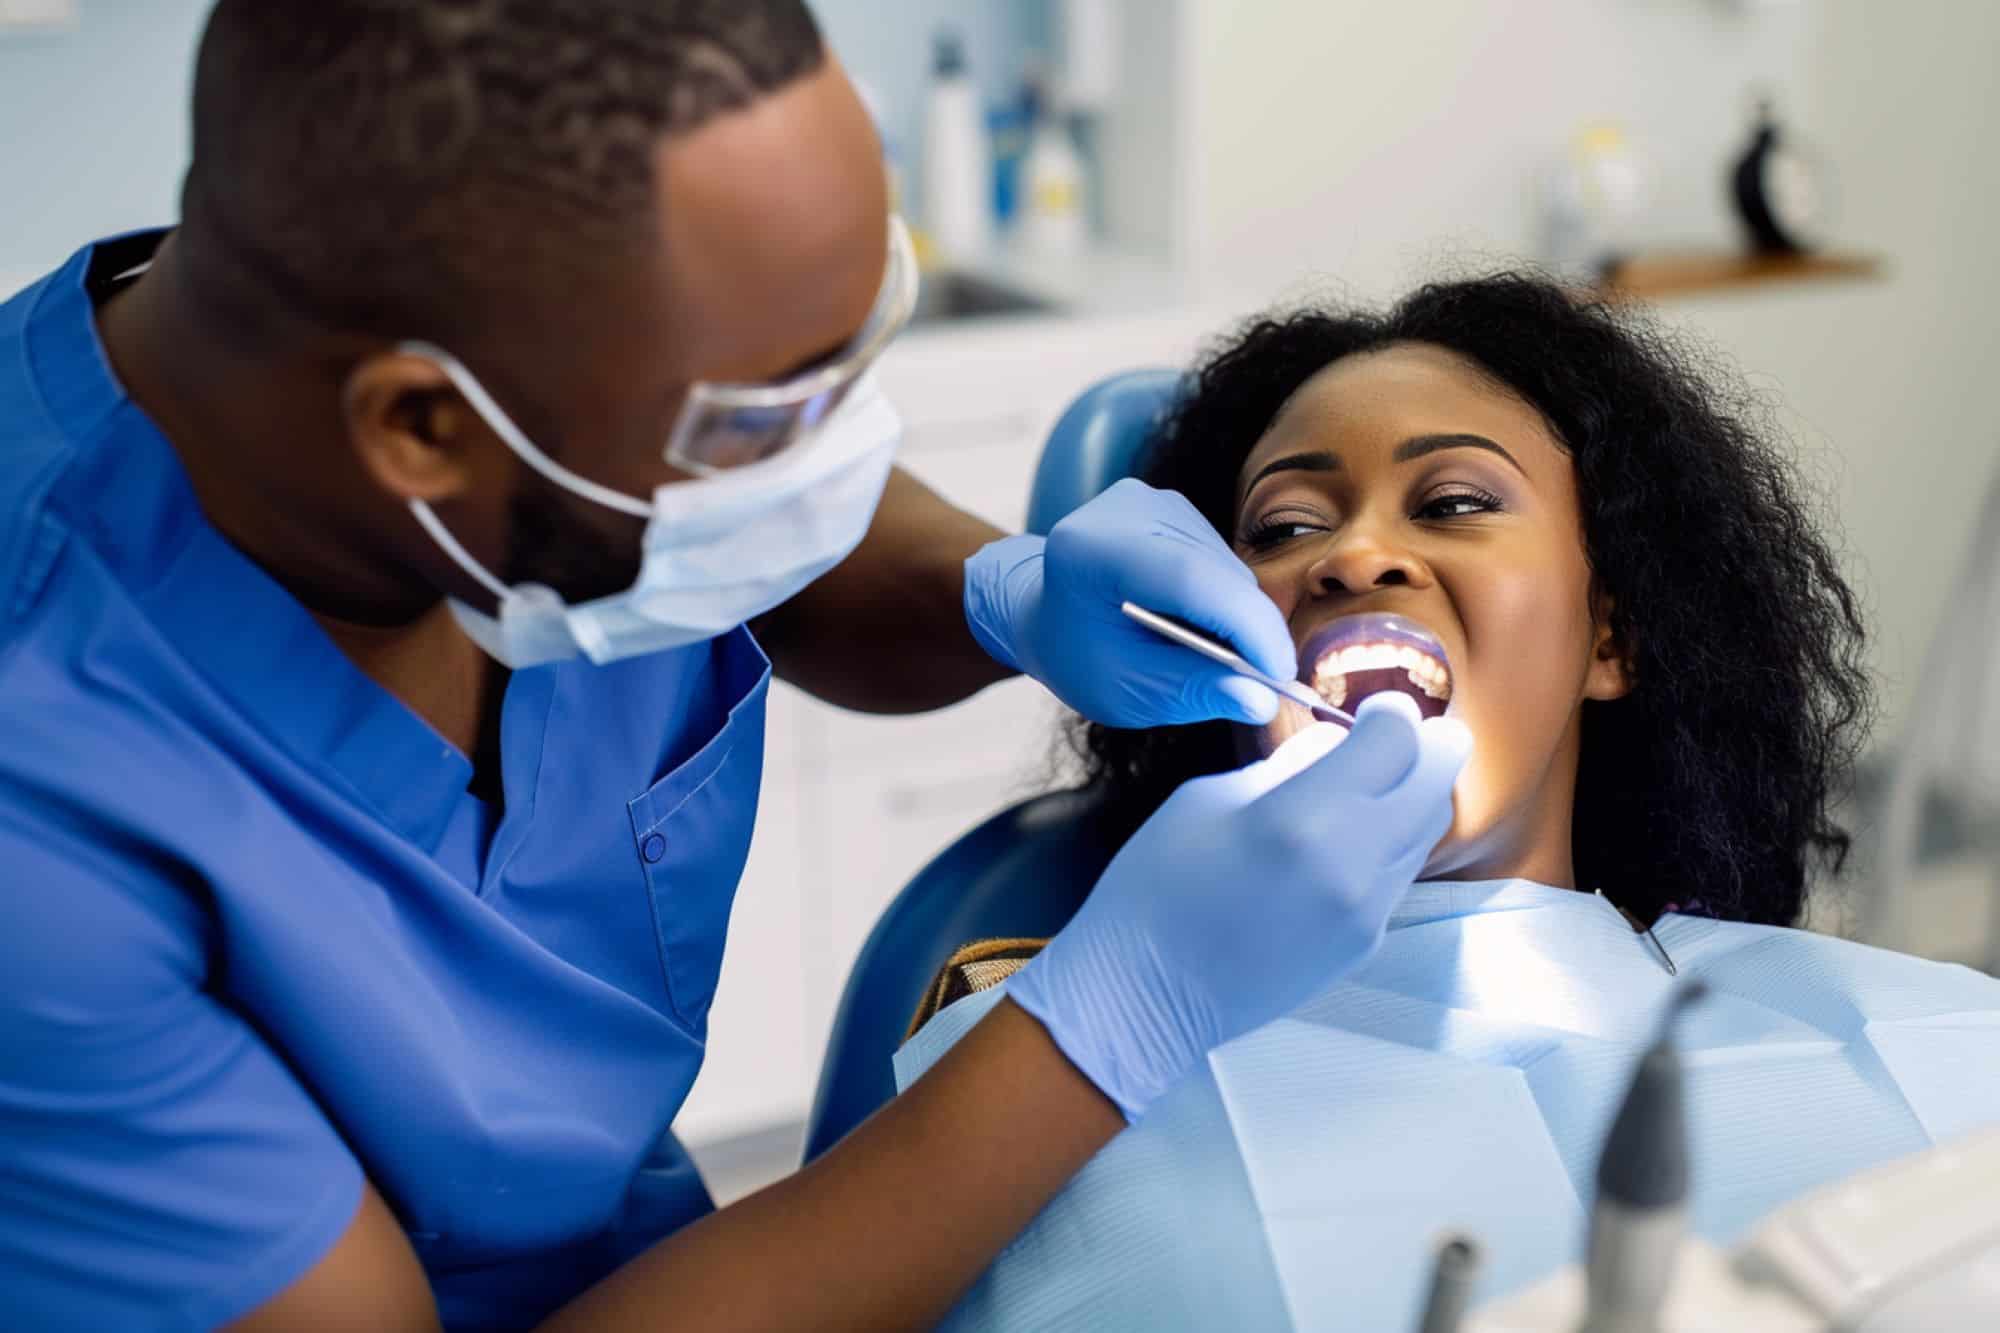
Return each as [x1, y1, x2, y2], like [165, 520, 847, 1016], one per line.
[500, 484, 643, 606]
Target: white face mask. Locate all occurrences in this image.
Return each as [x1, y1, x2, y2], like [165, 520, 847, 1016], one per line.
[407, 361, 902, 669]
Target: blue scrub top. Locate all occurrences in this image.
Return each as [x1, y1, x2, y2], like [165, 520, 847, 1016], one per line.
[0, 234, 773, 1330]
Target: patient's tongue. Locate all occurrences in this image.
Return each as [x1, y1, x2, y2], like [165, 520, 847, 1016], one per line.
[1334, 667, 1449, 720]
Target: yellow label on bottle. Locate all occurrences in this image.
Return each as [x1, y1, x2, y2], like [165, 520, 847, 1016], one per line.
[1033, 180, 1080, 214]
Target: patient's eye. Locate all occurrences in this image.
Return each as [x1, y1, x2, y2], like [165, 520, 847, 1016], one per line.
[1416, 486, 1503, 521]
[1239, 509, 1327, 551]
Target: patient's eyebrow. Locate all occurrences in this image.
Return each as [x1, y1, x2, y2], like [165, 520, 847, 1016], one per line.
[1243, 450, 1340, 494]
[1392, 433, 1525, 475]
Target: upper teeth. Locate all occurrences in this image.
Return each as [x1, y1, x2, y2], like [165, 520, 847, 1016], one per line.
[1312, 642, 1452, 704]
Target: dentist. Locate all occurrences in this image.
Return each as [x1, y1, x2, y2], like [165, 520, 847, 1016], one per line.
[0, 3, 1469, 1329]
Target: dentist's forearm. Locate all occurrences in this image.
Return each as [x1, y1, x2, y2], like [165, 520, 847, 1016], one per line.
[538, 998, 1122, 1332]
[753, 466, 1016, 713]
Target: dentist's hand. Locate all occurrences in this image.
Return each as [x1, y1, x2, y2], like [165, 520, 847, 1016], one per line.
[1008, 692, 1473, 1121]
[963, 479, 1298, 727]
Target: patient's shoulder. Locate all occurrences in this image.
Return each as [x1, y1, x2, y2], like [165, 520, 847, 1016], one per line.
[907, 938, 1048, 1038]
[1669, 915, 2000, 1016]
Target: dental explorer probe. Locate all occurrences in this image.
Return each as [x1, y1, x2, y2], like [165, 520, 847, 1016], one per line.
[1119, 602, 1356, 727]
[1578, 980, 1709, 1333]
[1594, 890, 1679, 976]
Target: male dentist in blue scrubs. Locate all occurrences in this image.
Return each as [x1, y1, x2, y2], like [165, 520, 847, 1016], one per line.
[0, 3, 1470, 1329]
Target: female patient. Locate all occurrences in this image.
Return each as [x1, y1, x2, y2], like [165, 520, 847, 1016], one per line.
[897, 275, 2000, 1329]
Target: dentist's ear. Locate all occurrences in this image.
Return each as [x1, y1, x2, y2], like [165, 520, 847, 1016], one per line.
[342, 350, 488, 505]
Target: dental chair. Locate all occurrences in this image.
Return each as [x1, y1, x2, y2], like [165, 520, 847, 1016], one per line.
[800, 369, 1182, 1163]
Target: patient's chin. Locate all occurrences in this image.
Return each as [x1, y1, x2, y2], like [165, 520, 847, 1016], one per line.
[1416, 774, 1527, 882]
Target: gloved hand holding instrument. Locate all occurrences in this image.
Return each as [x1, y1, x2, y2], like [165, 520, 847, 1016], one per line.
[964, 478, 1303, 728]
[964, 475, 1471, 1119]
[1011, 692, 1473, 1121]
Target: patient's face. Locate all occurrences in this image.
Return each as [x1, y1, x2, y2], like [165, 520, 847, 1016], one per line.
[1233, 342, 1629, 886]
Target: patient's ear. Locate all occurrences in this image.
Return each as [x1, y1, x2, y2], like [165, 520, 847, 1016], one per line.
[1584, 595, 1635, 702]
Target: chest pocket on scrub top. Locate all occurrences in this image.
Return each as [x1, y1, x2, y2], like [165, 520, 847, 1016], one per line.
[627, 664, 770, 1036]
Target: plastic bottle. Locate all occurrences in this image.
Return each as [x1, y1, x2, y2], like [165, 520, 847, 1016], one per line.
[986, 88, 1033, 228]
[1018, 81, 1088, 257]
[921, 31, 992, 264]
[1540, 122, 1652, 282]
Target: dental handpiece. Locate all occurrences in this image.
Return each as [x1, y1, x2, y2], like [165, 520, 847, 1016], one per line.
[1578, 980, 1709, 1333]
[1415, 1233, 1482, 1333]
[1119, 602, 1356, 727]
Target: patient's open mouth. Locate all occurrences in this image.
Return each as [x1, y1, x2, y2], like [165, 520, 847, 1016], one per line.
[1299, 613, 1453, 721]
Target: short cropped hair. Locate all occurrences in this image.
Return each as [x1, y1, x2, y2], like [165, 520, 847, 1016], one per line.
[185, 0, 824, 338]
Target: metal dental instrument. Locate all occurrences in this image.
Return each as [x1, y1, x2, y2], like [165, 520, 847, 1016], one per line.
[1596, 889, 1679, 977]
[1120, 601, 1356, 728]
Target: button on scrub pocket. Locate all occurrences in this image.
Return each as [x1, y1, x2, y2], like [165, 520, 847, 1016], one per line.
[627, 665, 769, 1035]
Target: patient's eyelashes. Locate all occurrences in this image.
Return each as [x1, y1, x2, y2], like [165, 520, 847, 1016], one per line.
[1239, 507, 1330, 551]
[1238, 485, 1506, 552]
[1415, 486, 1504, 520]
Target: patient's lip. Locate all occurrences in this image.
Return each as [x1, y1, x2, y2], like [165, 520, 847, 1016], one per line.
[1298, 613, 1450, 679]
[1298, 612, 1454, 720]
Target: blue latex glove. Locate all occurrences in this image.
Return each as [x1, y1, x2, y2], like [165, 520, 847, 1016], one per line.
[964, 479, 1299, 726]
[1008, 692, 1473, 1121]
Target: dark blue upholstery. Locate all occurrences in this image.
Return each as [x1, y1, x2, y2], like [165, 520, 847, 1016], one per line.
[800, 370, 1181, 1163]
[1024, 368, 1183, 535]
[798, 791, 1120, 1162]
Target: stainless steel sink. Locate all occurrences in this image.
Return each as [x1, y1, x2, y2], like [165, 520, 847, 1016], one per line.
[909, 270, 1059, 325]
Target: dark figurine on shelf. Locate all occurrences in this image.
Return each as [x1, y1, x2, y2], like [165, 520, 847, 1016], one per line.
[1732, 98, 1833, 255]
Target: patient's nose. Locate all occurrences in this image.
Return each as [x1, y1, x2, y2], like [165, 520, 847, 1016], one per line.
[1306, 529, 1429, 597]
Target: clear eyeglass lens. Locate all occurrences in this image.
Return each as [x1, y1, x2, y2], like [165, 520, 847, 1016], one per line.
[683, 406, 802, 470]
[666, 217, 908, 472]
[678, 379, 859, 471]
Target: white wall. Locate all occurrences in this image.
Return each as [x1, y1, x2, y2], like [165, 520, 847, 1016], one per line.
[1167, 0, 2000, 736]
[1185, 0, 1815, 301]
[0, 0, 210, 293]
[1787, 0, 2000, 732]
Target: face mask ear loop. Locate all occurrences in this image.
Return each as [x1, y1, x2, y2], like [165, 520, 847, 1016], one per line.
[398, 340, 653, 520]
[409, 498, 515, 606]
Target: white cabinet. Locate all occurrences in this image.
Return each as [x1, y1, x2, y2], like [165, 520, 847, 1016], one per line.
[673, 305, 1222, 1152]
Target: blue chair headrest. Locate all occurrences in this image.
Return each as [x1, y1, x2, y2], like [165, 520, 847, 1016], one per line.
[800, 788, 1121, 1163]
[1025, 369, 1185, 535]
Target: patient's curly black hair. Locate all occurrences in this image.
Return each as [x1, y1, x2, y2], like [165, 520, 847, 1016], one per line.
[1073, 274, 1872, 928]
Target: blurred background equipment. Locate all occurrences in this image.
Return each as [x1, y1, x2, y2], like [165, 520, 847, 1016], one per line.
[1856, 464, 2000, 977]
[1469, 1042, 2000, 1330]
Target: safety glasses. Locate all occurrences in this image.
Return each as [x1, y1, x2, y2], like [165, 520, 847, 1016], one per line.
[665, 214, 918, 475]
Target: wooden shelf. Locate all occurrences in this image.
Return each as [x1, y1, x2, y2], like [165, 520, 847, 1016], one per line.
[1598, 251, 1884, 301]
